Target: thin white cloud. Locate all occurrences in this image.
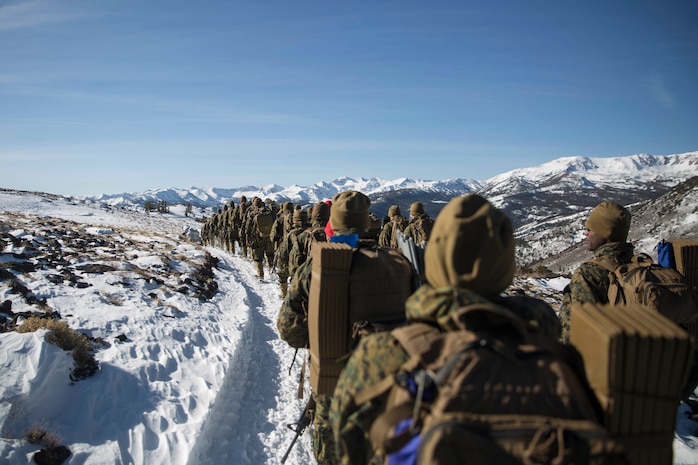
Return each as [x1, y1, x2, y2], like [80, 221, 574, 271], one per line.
[0, 0, 87, 32]
[644, 74, 677, 110]
[2, 118, 88, 127]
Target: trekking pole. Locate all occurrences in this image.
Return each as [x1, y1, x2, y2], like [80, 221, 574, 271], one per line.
[281, 396, 315, 464]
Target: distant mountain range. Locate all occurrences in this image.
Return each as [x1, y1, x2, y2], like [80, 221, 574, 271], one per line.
[83, 151, 698, 271]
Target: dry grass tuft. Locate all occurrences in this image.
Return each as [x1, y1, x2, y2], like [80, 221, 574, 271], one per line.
[25, 424, 62, 449]
[101, 292, 124, 306]
[18, 317, 99, 380]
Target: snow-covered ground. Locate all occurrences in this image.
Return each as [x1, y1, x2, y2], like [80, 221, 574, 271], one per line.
[1, 190, 697, 465]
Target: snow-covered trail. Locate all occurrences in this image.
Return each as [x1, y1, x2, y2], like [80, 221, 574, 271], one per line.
[190, 248, 314, 465]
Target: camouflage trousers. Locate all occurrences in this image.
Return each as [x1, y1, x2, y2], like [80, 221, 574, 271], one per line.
[251, 238, 274, 267]
[277, 263, 290, 297]
[312, 393, 338, 465]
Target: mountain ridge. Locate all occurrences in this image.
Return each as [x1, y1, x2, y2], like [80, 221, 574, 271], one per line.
[84, 152, 696, 211]
[7, 151, 696, 272]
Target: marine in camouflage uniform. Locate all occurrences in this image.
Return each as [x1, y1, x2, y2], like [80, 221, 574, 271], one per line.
[235, 196, 251, 258]
[288, 201, 330, 279]
[271, 202, 294, 251]
[377, 205, 408, 248]
[277, 190, 372, 465]
[402, 201, 433, 245]
[246, 197, 275, 280]
[271, 202, 295, 295]
[330, 195, 562, 465]
[209, 208, 223, 248]
[558, 202, 633, 344]
[224, 200, 237, 254]
[277, 208, 309, 297]
[360, 213, 382, 241]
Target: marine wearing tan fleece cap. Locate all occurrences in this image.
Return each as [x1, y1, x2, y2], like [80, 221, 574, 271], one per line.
[585, 201, 631, 242]
[329, 190, 371, 232]
[425, 194, 515, 296]
[410, 202, 425, 217]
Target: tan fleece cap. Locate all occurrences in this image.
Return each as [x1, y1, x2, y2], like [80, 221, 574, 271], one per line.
[311, 201, 330, 223]
[388, 205, 401, 217]
[292, 208, 307, 226]
[425, 195, 515, 296]
[282, 201, 293, 213]
[585, 201, 631, 242]
[410, 202, 425, 216]
[330, 190, 371, 232]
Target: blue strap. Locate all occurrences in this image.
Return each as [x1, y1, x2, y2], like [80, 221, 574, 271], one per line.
[329, 233, 359, 248]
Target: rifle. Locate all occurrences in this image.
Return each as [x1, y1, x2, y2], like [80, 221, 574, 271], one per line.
[281, 395, 316, 464]
[395, 229, 426, 289]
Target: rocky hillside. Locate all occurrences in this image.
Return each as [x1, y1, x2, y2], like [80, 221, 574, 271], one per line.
[529, 176, 698, 275]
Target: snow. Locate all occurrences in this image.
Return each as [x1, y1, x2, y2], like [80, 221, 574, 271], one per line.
[1, 190, 698, 465]
[0, 192, 313, 464]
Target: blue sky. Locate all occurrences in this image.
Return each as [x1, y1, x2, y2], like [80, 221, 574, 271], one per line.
[2, 0, 697, 196]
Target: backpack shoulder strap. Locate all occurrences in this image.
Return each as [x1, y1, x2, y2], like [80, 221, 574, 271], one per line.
[353, 323, 439, 407]
[590, 256, 618, 273]
[391, 323, 442, 359]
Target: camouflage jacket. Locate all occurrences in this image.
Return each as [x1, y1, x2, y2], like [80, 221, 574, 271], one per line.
[288, 224, 327, 277]
[559, 241, 634, 343]
[277, 224, 308, 272]
[403, 212, 432, 244]
[377, 216, 407, 248]
[270, 216, 285, 249]
[329, 284, 561, 465]
[276, 253, 314, 349]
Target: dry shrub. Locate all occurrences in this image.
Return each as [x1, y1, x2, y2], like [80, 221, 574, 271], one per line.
[101, 292, 123, 306]
[18, 317, 98, 380]
[25, 424, 62, 448]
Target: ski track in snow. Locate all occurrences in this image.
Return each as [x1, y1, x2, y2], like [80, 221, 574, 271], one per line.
[189, 249, 314, 465]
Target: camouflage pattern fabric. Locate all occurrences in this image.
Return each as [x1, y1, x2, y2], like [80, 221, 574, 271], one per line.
[377, 215, 407, 248]
[270, 215, 285, 251]
[277, 257, 312, 348]
[403, 212, 433, 244]
[251, 235, 274, 275]
[224, 202, 237, 253]
[288, 226, 326, 278]
[277, 224, 308, 295]
[330, 330, 407, 465]
[276, 255, 338, 464]
[313, 393, 339, 465]
[279, 237, 408, 464]
[236, 199, 252, 258]
[559, 241, 634, 343]
[330, 283, 562, 465]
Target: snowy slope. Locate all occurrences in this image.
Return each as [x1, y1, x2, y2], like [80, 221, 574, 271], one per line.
[1, 190, 698, 465]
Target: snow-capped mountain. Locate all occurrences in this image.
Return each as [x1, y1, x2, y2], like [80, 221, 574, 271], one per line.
[79, 151, 698, 268]
[87, 177, 483, 211]
[85, 152, 696, 214]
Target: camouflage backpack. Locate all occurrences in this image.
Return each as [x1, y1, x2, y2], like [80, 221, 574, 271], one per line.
[254, 209, 276, 237]
[289, 227, 327, 277]
[235, 201, 250, 228]
[388, 217, 410, 249]
[364, 303, 626, 465]
[411, 216, 434, 245]
[593, 253, 698, 326]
